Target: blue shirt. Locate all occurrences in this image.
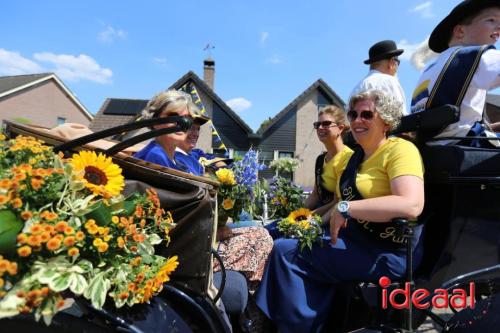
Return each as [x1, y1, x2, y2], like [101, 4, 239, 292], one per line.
[174, 150, 204, 176]
[134, 141, 202, 175]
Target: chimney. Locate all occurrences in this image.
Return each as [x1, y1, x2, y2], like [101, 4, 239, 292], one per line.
[203, 57, 215, 90]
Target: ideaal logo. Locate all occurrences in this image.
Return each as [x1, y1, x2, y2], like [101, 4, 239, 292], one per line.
[379, 276, 475, 310]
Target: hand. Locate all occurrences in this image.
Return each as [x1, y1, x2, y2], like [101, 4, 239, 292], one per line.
[330, 210, 347, 245]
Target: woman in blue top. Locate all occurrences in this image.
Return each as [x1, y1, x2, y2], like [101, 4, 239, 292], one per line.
[134, 90, 207, 175]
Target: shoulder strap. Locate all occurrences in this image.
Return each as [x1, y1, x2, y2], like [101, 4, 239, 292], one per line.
[426, 45, 494, 109]
[315, 152, 334, 204]
[339, 148, 365, 201]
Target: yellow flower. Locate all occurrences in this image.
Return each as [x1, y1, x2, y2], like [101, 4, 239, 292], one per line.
[299, 220, 311, 230]
[70, 151, 125, 198]
[221, 198, 235, 210]
[215, 169, 236, 185]
[68, 247, 79, 257]
[288, 208, 313, 224]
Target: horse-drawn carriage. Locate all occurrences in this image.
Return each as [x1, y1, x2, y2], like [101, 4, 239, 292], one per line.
[1, 104, 500, 332]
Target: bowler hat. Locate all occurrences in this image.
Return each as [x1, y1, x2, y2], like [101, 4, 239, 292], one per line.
[364, 40, 404, 64]
[429, 0, 500, 53]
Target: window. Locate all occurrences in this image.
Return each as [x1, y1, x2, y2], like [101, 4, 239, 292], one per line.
[212, 148, 229, 158]
[57, 117, 66, 125]
[278, 151, 294, 159]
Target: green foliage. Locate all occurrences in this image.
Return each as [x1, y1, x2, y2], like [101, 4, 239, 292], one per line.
[268, 176, 305, 219]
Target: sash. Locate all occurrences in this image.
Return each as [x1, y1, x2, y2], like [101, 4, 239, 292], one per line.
[339, 148, 407, 250]
[314, 153, 334, 205]
[426, 45, 494, 109]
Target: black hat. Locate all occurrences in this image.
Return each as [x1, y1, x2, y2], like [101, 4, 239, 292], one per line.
[193, 114, 210, 125]
[429, 0, 500, 53]
[364, 40, 404, 64]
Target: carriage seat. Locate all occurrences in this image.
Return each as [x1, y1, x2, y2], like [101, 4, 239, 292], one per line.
[420, 144, 500, 179]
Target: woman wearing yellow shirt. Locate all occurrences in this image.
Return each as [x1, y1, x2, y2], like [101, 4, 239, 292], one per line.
[256, 90, 425, 333]
[305, 105, 351, 215]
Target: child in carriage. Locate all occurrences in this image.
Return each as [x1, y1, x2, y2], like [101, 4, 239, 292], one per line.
[410, 0, 500, 148]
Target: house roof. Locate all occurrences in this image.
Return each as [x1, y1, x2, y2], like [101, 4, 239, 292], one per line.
[90, 70, 254, 136]
[487, 94, 500, 107]
[257, 78, 345, 135]
[0, 73, 93, 120]
[169, 71, 253, 134]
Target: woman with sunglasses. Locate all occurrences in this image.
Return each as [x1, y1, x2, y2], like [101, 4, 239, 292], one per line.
[305, 105, 350, 216]
[134, 89, 205, 175]
[256, 89, 424, 333]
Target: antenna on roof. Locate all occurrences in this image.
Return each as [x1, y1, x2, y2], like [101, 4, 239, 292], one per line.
[203, 43, 215, 58]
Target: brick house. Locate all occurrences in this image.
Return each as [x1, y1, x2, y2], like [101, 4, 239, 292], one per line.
[0, 73, 92, 128]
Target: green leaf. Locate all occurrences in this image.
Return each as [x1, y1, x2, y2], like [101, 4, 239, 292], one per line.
[148, 233, 162, 246]
[49, 273, 71, 292]
[38, 270, 60, 285]
[0, 210, 23, 255]
[68, 273, 88, 295]
[84, 272, 111, 309]
[85, 201, 111, 226]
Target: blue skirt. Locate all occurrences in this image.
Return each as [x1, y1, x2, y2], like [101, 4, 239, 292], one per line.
[255, 226, 422, 333]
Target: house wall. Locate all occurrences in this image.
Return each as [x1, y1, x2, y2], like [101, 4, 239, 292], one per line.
[0, 80, 91, 128]
[195, 88, 214, 152]
[294, 90, 325, 189]
[211, 103, 249, 151]
[486, 103, 500, 123]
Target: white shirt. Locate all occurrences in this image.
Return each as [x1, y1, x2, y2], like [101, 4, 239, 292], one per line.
[350, 70, 408, 115]
[411, 46, 500, 145]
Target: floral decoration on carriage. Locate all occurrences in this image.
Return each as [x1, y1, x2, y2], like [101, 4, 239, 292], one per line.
[0, 134, 178, 324]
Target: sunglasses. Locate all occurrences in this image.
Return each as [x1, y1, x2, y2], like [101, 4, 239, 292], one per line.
[313, 121, 337, 129]
[346, 110, 374, 122]
[393, 58, 400, 65]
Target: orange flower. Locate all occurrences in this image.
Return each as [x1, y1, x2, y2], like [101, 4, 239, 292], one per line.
[139, 219, 146, 229]
[56, 299, 66, 309]
[43, 224, 55, 234]
[46, 238, 62, 251]
[97, 242, 109, 253]
[40, 232, 51, 243]
[133, 234, 145, 243]
[30, 224, 43, 235]
[75, 231, 85, 241]
[27, 235, 42, 247]
[30, 178, 43, 190]
[130, 257, 142, 267]
[20, 211, 33, 220]
[64, 226, 75, 235]
[13, 173, 26, 181]
[7, 262, 17, 275]
[118, 291, 129, 300]
[17, 246, 32, 257]
[40, 287, 50, 296]
[0, 194, 9, 205]
[11, 198, 23, 209]
[0, 278, 4, 288]
[67, 247, 79, 257]
[117, 236, 125, 248]
[17, 233, 28, 244]
[44, 212, 58, 221]
[130, 245, 137, 252]
[63, 236, 76, 247]
[55, 221, 68, 232]
[0, 179, 11, 189]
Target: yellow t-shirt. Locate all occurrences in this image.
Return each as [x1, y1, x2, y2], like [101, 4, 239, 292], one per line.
[321, 146, 353, 193]
[330, 137, 424, 199]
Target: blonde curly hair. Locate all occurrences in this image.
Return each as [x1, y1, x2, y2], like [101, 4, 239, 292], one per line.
[348, 89, 402, 131]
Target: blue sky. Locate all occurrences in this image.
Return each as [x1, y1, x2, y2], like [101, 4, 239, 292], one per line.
[1, 0, 491, 131]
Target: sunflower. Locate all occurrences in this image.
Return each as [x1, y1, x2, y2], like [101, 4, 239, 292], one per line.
[71, 151, 125, 198]
[287, 208, 313, 224]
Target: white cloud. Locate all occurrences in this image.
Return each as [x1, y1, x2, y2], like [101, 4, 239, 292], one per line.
[153, 57, 168, 66]
[397, 39, 422, 61]
[411, 1, 434, 18]
[266, 54, 282, 64]
[34, 52, 112, 83]
[98, 25, 127, 43]
[260, 32, 269, 45]
[226, 97, 252, 112]
[0, 49, 44, 75]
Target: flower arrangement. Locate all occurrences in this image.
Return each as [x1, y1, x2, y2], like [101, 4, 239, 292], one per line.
[268, 176, 305, 219]
[269, 157, 300, 177]
[277, 208, 323, 251]
[214, 149, 266, 224]
[0, 134, 178, 324]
